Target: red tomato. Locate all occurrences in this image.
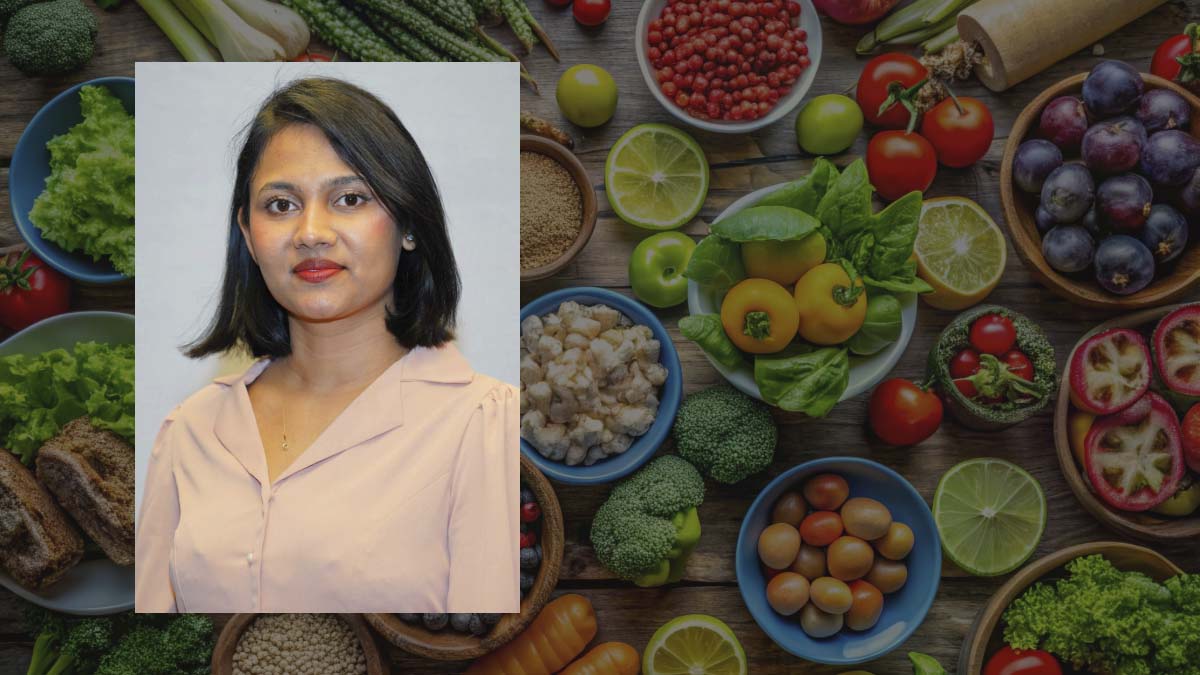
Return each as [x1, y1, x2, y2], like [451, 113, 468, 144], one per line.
[866, 131, 937, 201]
[1151, 27, 1200, 95]
[573, 0, 610, 26]
[0, 249, 70, 332]
[868, 378, 943, 446]
[970, 314, 1017, 355]
[1001, 350, 1035, 382]
[799, 511, 844, 547]
[291, 52, 331, 62]
[950, 348, 981, 398]
[984, 646, 1062, 675]
[856, 53, 928, 129]
[920, 96, 995, 168]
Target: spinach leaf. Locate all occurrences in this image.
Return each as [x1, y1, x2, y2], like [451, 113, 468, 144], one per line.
[752, 158, 837, 214]
[711, 205, 821, 242]
[846, 293, 903, 356]
[754, 347, 849, 417]
[685, 235, 745, 295]
[868, 191, 923, 279]
[864, 261, 934, 294]
[843, 231, 876, 273]
[816, 159, 873, 240]
[679, 315, 744, 369]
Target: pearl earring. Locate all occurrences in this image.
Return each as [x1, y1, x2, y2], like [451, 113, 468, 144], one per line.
[405, 233, 415, 242]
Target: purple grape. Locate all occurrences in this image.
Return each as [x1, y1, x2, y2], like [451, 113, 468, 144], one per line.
[1136, 89, 1192, 133]
[1042, 225, 1096, 273]
[1138, 204, 1189, 263]
[1083, 60, 1145, 118]
[1041, 163, 1096, 223]
[1082, 117, 1146, 174]
[1082, 205, 1104, 237]
[1097, 174, 1154, 234]
[1141, 130, 1200, 186]
[1039, 96, 1090, 152]
[1095, 235, 1156, 294]
[1035, 205, 1057, 233]
[1013, 139, 1064, 194]
[1178, 166, 1200, 216]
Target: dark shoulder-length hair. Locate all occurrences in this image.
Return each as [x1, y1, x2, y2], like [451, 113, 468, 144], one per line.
[185, 77, 460, 359]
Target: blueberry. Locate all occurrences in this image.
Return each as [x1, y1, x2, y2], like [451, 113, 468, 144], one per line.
[449, 613, 473, 633]
[397, 613, 420, 624]
[479, 613, 502, 626]
[468, 614, 488, 636]
[520, 572, 535, 592]
[422, 613, 449, 631]
[520, 487, 536, 505]
[520, 547, 541, 570]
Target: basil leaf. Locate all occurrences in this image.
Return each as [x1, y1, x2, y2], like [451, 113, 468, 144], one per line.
[685, 235, 745, 295]
[908, 652, 947, 675]
[865, 261, 934, 294]
[844, 231, 876, 273]
[816, 159, 873, 240]
[679, 315, 744, 369]
[754, 347, 849, 417]
[711, 205, 821, 242]
[751, 157, 837, 214]
[868, 191, 923, 279]
[846, 293, 903, 356]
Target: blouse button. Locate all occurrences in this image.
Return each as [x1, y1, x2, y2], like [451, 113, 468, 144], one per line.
[247, 552, 255, 565]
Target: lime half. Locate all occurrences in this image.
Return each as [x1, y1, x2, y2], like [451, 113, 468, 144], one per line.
[933, 458, 1046, 577]
[915, 197, 1006, 310]
[643, 614, 747, 675]
[605, 123, 710, 230]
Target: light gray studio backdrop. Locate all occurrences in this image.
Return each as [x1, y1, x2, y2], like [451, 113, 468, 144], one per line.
[134, 62, 519, 512]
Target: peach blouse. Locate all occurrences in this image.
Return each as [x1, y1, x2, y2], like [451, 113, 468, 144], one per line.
[135, 343, 520, 613]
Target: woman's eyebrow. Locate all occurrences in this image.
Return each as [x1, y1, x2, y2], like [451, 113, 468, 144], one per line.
[256, 175, 365, 194]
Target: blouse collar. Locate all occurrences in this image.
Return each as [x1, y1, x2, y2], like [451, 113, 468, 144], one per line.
[211, 342, 474, 487]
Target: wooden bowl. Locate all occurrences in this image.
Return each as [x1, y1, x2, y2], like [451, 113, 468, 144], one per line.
[212, 613, 388, 675]
[520, 134, 597, 282]
[1053, 304, 1200, 541]
[958, 541, 1184, 675]
[1000, 72, 1200, 310]
[364, 454, 564, 660]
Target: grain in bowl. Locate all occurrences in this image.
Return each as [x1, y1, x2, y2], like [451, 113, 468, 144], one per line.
[521, 151, 583, 271]
[232, 614, 366, 675]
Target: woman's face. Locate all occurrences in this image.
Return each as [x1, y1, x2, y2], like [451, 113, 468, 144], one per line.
[240, 124, 415, 323]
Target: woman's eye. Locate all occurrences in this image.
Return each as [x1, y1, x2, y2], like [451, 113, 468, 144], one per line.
[266, 198, 296, 214]
[336, 192, 370, 208]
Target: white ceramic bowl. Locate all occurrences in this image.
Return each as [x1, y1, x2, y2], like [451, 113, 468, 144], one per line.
[635, 0, 823, 134]
[686, 182, 917, 406]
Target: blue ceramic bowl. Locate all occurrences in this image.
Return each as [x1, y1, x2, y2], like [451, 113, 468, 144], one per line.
[10, 77, 134, 284]
[519, 287, 682, 485]
[736, 457, 941, 665]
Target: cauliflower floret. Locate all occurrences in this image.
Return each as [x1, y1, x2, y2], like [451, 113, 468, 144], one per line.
[589, 338, 620, 381]
[557, 301, 586, 326]
[599, 328, 625, 348]
[600, 433, 633, 456]
[520, 410, 570, 461]
[644, 362, 668, 387]
[613, 338, 636, 366]
[548, 388, 578, 424]
[537, 334, 563, 362]
[543, 313, 564, 341]
[525, 381, 552, 417]
[566, 315, 603, 340]
[590, 305, 621, 332]
[617, 362, 654, 405]
[583, 446, 609, 466]
[565, 444, 587, 466]
[520, 351, 543, 385]
[564, 332, 590, 350]
[520, 315, 543, 353]
[608, 404, 656, 436]
[568, 415, 610, 450]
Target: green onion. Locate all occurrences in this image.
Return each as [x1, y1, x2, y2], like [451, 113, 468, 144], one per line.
[921, 0, 970, 25]
[922, 25, 960, 53]
[886, 13, 957, 46]
[136, 0, 220, 61]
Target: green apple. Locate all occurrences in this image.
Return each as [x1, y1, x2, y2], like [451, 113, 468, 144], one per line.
[629, 232, 696, 308]
[556, 64, 618, 128]
[796, 94, 864, 155]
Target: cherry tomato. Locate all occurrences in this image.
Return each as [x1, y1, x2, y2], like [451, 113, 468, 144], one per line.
[291, 52, 331, 62]
[920, 96, 995, 168]
[983, 646, 1062, 675]
[1002, 350, 1035, 382]
[0, 249, 70, 332]
[521, 502, 541, 522]
[950, 348, 982, 398]
[866, 131, 937, 201]
[519, 531, 537, 548]
[868, 378, 943, 446]
[803, 473, 849, 511]
[856, 53, 928, 129]
[969, 314, 1017, 355]
[799, 511, 844, 547]
[1151, 27, 1200, 95]
[573, 0, 610, 26]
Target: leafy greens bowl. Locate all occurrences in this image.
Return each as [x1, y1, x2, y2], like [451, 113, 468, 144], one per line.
[685, 158, 920, 416]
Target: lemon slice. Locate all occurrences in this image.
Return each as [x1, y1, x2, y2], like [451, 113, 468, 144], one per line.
[643, 614, 747, 675]
[915, 197, 1006, 310]
[933, 458, 1046, 577]
[605, 123, 710, 230]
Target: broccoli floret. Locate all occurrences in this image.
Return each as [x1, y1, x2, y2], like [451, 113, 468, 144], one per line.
[95, 615, 214, 675]
[0, 0, 39, 30]
[672, 385, 777, 484]
[22, 605, 114, 675]
[4, 0, 97, 76]
[590, 455, 705, 587]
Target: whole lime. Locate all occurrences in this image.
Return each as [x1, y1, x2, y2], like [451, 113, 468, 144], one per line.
[556, 64, 618, 128]
[796, 94, 864, 155]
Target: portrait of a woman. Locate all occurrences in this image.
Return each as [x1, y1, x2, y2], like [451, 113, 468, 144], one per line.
[134, 77, 519, 613]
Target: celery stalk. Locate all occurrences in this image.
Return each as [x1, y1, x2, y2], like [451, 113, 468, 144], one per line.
[856, 30, 879, 55]
[170, 0, 215, 45]
[135, 0, 221, 61]
[873, 0, 941, 43]
[921, 0, 970, 25]
[922, 25, 960, 53]
[885, 13, 957, 46]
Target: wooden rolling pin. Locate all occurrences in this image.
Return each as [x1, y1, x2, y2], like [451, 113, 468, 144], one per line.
[958, 0, 1166, 91]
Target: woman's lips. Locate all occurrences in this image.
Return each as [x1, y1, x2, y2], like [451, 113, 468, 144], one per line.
[293, 259, 344, 283]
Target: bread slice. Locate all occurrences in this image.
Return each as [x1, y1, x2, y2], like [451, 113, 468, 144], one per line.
[35, 417, 134, 567]
[0, 449, 84, 588]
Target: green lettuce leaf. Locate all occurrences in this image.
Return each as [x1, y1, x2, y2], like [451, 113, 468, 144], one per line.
[751, 157, 837, 214]
[685, 235, 745, 295]
[711, 205, 821, 242]
[679, 314, 743, 369]
[816, 159, 873, 240]
[754, 347, 849, 417]
[868, 191, 922, 279]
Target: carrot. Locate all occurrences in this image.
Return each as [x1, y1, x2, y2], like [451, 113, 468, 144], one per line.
[465, 594, 597, 675]
[559, 642, 640, 675]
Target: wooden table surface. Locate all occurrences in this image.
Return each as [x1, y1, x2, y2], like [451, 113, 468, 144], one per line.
[2, 1, 1200, 674]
